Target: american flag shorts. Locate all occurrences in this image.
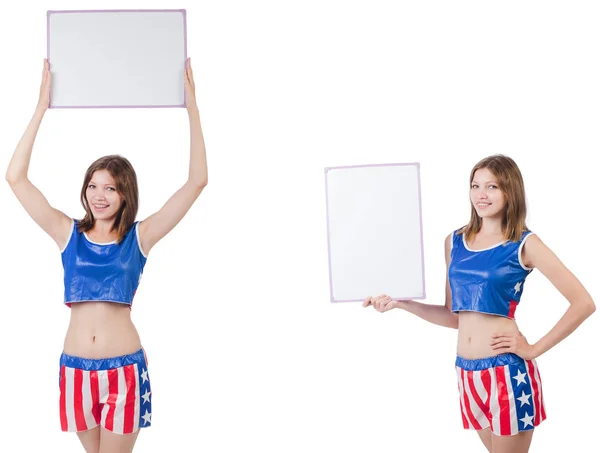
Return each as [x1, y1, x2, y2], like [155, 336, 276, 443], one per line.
[58, 348, 152, 434]
[455, 353, 546, 436]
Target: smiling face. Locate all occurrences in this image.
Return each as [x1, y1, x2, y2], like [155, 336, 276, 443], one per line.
[470, 167, 507, 219]
[85, 169, 123, 220]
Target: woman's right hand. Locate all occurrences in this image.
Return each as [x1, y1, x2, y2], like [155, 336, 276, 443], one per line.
[36, 59, 51, 112]
[363, 294, 401, 312]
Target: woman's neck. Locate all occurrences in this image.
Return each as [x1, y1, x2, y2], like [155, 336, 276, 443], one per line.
[478, 217, 504, 236]
[92, 219, 116, 236]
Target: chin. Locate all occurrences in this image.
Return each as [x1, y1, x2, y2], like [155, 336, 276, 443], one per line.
[92, 212, 115, 220]
[477, 211, 503, 219]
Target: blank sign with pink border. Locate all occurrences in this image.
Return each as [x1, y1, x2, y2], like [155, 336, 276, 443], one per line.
[325, 163, 426, 303]
[47, 9, 187, 108]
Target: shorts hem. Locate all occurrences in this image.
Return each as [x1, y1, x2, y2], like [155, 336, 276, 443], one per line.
[62, 424, 149, 434]
[462, 416, 546, 436]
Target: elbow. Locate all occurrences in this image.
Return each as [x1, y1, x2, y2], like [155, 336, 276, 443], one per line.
[447, 320, 459, 330]
[194, 180, 207, 193]
[190, 176, 208, 191]
[577, 299, 596, 319]
[5, 172, 22, 186]
[583, 294, 596, 316]
[586, 301, 596, 316]
[448, 310, 459, 329]
[5, 164, 28, 185]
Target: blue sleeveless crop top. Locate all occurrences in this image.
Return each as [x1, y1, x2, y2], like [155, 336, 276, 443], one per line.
[448, 229, 534, 319]
[60, 219, 147, 307]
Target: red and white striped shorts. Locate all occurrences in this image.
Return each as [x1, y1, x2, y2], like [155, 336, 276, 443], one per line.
[58, 348, 152, 434]
[455, 353, 546, 436]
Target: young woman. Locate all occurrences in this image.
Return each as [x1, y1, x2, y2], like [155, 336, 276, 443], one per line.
[363, 155, 595, 453]
[5, 58, 207, 453]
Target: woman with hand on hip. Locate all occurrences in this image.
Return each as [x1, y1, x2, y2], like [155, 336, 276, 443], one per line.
[5, 57, 207, 453]
[364, 155, 595, 453]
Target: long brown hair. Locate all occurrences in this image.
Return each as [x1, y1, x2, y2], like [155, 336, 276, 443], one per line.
[78, 155, 139, 243]
[460, 154, 528, 243]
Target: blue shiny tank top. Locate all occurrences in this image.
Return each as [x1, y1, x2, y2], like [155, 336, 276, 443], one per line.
[61, 219, 147, 307]
[448, 228, 534, 319]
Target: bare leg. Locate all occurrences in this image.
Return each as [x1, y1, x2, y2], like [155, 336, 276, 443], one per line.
[76, 426, 101, 453]
[98, 426, 140, 453]
[492, 429, 534, 453]
[476, 427, 492, 452]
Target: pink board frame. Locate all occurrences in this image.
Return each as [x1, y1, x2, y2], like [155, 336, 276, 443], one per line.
[324, 162, 427, 303]
[47, 9, 188, 109]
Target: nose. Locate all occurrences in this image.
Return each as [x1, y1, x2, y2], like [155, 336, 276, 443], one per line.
[474, 187, 488, 198]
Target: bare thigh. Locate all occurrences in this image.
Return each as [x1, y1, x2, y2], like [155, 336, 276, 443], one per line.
[97, 426, 140, 453]
[492, 429, 534, 453]
[476, 427, 492, 452]
[77, 426, 100, 453]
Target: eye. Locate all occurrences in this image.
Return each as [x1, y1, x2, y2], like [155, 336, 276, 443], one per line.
[488, 185, 498, 189]
[107, 187, 116, 191]
[471, 184, 478, 189]
[88, 184, 95, 189]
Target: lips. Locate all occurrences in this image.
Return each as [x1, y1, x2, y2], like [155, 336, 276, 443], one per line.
[93, 204, 109, 211]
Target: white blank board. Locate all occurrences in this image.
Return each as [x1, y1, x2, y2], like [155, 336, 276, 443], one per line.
[325, 163, 426, 302]
[47, 10, 187, 108]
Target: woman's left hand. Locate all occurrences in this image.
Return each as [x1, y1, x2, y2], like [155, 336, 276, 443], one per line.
[184, 57, 197, 111]
[490, 331, 538, 360]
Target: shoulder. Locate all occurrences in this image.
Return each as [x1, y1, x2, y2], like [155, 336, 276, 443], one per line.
[518, 229, 537, 247]
[120, 221, 141, 244]
[135, 219, 146, 236]
[133, 220, 149, 258]
[521, 231, 542, 250]
[73, 218, 88, 236]
[445, 231, 455, 247]
[121, 220, 140, 238]
[504, 229, 535, 246]
[447, 227, 464, 246]
[445, 233, 452, 249]
[446, 228, 462, 259]
[520, 232, 545, 269]
[59, 218, 78, 253]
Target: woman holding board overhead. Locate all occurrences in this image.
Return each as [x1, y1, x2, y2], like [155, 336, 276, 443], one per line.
[363, 155, 595, 453]
[5, 58, 207, 453]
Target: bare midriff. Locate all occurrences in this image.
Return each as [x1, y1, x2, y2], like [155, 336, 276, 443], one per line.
[456, 311, 520, 359]
[63, 301, 142, 359]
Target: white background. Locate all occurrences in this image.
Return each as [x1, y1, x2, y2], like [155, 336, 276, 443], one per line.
[1, 1, 598, 452]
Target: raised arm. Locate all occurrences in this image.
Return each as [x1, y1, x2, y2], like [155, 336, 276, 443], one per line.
[137, 58, 208, 255]
[5, 59, 72, 250]
[490, 234, 595, 359]
[363, 233, 459, 329]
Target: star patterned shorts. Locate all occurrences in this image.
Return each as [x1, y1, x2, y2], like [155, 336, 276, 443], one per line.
[58, 348, 152, 434]
[455, 353, 546, 436]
